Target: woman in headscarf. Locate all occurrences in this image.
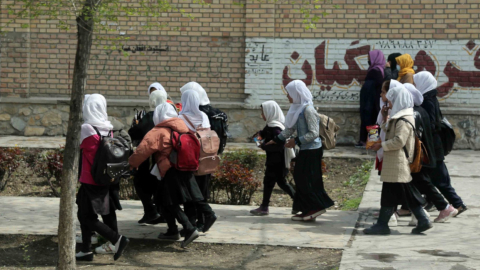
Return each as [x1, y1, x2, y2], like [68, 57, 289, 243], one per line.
[398, 83, 458, 224]
[268, 80, 333, 221]
[250, 101, 296, 216]
[129, 103, 203, 248]
[365, 85, 432, 235]
[76, 94, 129, 261]
[178, 89, 217, 234]
[128, 88, 168, 225]
[396, 54, 415, 83]
[149, 82, 181, 112]
[357, 50, 385, 148]
[414, 71, 467, 216]
[384, 53, 402, 82]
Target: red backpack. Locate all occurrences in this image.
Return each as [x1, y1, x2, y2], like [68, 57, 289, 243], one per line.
[168, 129, 201, 172]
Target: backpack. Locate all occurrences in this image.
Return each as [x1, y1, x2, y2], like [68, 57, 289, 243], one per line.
[199, 105, 229, 154]
[439, 117, 455, 156]
[318, 113, 340, 150]
[398, 118, 429, 174]
[184, 115, 221, 176]
[169, 129, 201, 172]
[90, 126, 131, 185]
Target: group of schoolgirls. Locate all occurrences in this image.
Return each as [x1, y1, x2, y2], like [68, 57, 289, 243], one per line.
[75, 82, 224, 262]
[364, 56, 467, 235]
[251, 80, 335, 221]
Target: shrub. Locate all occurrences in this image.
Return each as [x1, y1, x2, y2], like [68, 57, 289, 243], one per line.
[211, 160, 260, 205]
[222, 149, 260, 171]
[119, 176, 138, 200]
[0, 147, 25, 192]
[30, 148, 64, 197]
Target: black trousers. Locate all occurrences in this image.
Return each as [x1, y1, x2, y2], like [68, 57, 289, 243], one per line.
[426, 161, 463, 208]
[184, 175, 214, 227]
[162, 203, 195, 233]
[134, 171, 160, 215]
[262, 166, 295, 207]
[401, 169, 448, 211]
[78, 203, 120, 253]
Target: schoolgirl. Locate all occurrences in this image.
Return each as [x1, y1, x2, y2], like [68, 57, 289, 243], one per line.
[250, 100, 295, 216]
[269, 80, 334, 221]
[365, 85, 432, 235]
[76, 94, 129, 261]
[129, 103, 203, 247]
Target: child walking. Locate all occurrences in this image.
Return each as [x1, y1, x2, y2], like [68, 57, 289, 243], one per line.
[250, 100, 295, 216]
[76, 94, 129, 261]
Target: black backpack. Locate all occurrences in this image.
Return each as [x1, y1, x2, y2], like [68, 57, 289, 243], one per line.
[439, 117, 455, 156]
[200, 105, 229, 155]
[91, 126, 131, 185]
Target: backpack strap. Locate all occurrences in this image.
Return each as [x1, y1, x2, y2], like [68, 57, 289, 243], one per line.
[91, 125, 112, 137]
[183, 115, 202, 131]
[397, 118, 416, 161]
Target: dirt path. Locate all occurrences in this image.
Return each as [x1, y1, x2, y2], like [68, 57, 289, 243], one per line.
[0, 235, 341, 270]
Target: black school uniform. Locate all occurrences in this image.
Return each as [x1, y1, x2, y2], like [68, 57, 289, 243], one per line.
[259, 125, 295, 207]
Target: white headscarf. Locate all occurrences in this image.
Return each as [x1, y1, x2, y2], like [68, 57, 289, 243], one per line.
[148, 82, 166, 96]
[403, 83, 424, 106]
[179, 90, 210, 131]
[81, 94, 113, 144]
[413, 71, 438, 95]
[153, 103, 178, 126]
[262, 100, 285, 130]
[284, 80, 313, 128]
[149, 89, 168, 111]
[386, 85, 414, 118]
[180, 82, 210, 106]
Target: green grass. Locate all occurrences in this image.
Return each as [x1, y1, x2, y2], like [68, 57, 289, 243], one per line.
[341, 197, 363, 211]
[343, 160, 374, 187]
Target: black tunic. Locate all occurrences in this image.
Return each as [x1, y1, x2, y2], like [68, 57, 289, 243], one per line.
[359, 69, 384, 142]
[421, 90, 444, 161]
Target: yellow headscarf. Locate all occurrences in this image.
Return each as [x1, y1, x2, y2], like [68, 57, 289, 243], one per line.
[396, 54, 415, 80]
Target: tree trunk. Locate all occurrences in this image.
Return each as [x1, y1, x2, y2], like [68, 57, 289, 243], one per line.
[57, 1, 95, 269]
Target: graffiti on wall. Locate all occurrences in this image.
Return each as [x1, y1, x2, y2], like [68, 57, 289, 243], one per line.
[245, 38, 480, 105]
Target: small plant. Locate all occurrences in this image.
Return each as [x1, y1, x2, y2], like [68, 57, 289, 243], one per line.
[222, 149, 260, 171]
[343, 161, 373, 187]
[30, 148, 64, 197]
[211, 160, 260, 205]
[0, 147, 25, 192]
[341, 197, 362, 211]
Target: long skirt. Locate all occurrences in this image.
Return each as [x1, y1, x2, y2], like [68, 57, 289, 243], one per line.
[293, 147, 334, 213]
[380, 182, 425, 208]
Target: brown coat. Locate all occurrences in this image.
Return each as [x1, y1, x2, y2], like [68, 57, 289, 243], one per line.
[399, 73, 414, 84]
[380, 109, 415, 183]
[128, 118, 189, 178]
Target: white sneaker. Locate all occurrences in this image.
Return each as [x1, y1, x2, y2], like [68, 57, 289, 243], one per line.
[95, 242, 115, 254]
[388, 213, 398, 227]
[76, 234, 98, 244]
[409, 209, 430, 226]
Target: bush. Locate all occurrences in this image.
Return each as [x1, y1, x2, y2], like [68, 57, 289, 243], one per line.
[222, 149, 260, 171]
[211, 160, 260, 205]
[30, 148, 64, 197]
[0, 147, 26, 192]
[119, 176, 138, 200]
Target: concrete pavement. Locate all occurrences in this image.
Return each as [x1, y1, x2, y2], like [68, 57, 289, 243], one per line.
[339, 150, 480, 270]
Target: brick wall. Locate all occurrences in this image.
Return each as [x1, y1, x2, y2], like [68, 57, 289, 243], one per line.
[2, 0, 480, 147]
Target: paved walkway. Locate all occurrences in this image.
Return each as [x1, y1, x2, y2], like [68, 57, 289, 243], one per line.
[340, 150, 480, 270]
[0, 197, 358, 249]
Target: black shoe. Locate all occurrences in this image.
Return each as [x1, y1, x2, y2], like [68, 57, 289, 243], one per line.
[146, 216, 166, 225]
[455, 204, 468, 217]
[114, 236, 130, 261]
[423, 201, 435, 212]
[158, 230, 180, 241]
[363, 223, 391, 235]
[181, 229, 199, 248]
[203, 214, 217, 233]
[138, 212, 161, 224]
[179, 229, 186, 237]
[363, 206, 394, 235]
[411, 206, 433, 234]
[75, 252, 93, 261]
[196, 223, 205, 232]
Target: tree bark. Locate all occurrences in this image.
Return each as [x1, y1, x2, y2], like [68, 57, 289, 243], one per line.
[57, 1, 95, 269]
